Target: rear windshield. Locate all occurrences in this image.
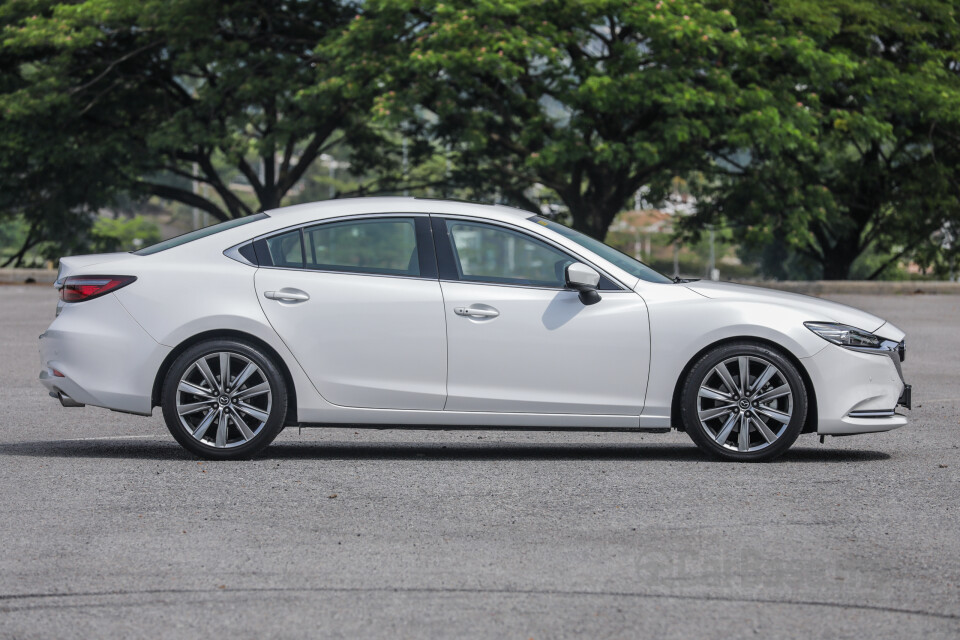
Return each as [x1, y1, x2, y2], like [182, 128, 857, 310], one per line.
[133, 213, 268, 256]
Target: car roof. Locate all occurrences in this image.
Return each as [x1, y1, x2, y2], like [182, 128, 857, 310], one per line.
[262, 196, 531, 226]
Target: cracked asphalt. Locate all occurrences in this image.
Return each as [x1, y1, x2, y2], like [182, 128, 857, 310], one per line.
[1, 286, 958, 639]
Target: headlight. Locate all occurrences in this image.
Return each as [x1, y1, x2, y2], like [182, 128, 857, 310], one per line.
[804, 322, 882, 348]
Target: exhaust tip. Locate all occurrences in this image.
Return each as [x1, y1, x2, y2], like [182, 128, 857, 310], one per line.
[56, 391, 85, 408]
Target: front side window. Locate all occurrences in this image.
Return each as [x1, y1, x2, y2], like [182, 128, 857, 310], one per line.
[303, 218, 419, 276]
[527, 215, 673, 284]
[447, 221, 573, 287]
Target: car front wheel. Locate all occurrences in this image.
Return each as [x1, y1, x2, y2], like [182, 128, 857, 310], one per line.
[680, 342, 808, 462]
[161, 339, 288, 460]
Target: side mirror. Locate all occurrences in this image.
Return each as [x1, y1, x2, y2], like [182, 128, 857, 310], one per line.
[565, 262, 601, 305]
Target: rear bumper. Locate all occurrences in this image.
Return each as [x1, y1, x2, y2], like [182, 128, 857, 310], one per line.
[38, 294, 170, 415]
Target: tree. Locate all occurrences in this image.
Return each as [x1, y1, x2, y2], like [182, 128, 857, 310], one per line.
[349, 0, 778, 239]
[686, 0, 960, 279]
[0, 0, 406, 263]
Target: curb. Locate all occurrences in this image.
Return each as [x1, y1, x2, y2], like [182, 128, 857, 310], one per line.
[0, 269, 58, 284]
[730, 280, 960, 295]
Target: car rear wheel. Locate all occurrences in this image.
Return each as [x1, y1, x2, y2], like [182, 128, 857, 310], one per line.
[161, 339, 288, 460]
[680, 342, 807, 462]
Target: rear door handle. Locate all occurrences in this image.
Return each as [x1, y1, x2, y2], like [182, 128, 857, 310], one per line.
[264, 289, 310, 302]
[454, 306, 499, 318]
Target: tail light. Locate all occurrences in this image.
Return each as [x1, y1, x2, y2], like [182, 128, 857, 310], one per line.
[59, 276, 137, 303]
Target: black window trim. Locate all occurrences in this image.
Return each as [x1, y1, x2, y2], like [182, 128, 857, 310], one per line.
[248, 212, 439, 281]
[430, 214, 629, 292]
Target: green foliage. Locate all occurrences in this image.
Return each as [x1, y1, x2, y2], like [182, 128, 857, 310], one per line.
[347, 0, 765, 239]
[0, 0, 405, 263]
[89, 216, 161, 253]
[684, 0, 960, 279]
[1, 0, 958, 278]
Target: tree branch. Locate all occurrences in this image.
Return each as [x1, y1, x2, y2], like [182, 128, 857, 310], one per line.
[140, 181, 230, 222]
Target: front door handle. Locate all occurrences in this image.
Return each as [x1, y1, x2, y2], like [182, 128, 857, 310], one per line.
[454, 305, 499, 318]
[264, 288, 310, 303]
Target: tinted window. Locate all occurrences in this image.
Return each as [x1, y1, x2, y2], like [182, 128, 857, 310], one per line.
[261, 230, 304, 268]
[526, 216, 673, 284]
[303, 218, 419, 276]
[447, 221, 573, 287]
[134, 213, 268, 256]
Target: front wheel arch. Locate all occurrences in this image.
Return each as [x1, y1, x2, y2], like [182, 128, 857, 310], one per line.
[151, 329, 298, 426]
[670, 336, 817, 434]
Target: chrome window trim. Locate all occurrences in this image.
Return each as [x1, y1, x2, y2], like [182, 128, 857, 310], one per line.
[223, 243, 256, 267]
[254, 264, 438, 282]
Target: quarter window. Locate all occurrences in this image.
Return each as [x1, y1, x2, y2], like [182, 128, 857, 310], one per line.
[446, 221, 574, 287]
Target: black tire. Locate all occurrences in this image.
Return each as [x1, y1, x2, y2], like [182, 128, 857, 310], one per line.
[161, 339, 288, 460]
[680, 341, 808, 462]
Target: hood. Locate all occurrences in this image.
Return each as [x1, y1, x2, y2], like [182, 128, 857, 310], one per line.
[57, 253, 136, 279]
[683, 280, 886, 333]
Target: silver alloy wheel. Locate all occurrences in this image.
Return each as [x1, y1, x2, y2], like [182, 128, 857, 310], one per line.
[175, 351, 272, 449]
[696, 355, 794, 452]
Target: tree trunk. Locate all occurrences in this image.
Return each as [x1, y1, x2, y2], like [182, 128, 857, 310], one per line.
[819, 233, 862, 280]
[566, 200, 617, 241]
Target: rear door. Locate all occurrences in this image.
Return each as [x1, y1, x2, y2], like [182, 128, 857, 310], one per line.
[254, 215, 447, 410]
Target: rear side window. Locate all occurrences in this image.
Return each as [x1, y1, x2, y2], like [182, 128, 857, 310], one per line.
[134, 213, 268, 255]
[303, 218, 419, 276]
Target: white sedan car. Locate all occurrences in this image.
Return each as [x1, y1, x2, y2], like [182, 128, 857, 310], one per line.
[39, 197, 911, 461]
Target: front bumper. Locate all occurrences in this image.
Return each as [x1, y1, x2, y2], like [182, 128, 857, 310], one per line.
[801, 342, 910, 436]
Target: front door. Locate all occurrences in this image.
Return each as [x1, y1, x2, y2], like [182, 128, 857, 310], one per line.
[254, 215, 447, 410]
[435, 218, 650, 415]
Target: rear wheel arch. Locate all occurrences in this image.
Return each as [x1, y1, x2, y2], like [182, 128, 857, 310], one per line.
[152, 329, 298, 425]
[670, 336, 817, 434]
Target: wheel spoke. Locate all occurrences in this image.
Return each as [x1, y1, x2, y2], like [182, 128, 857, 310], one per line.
[750, 364, 777, 395]
[234, 382, 269, 400]
[714, 412, 738, 444]
[750, 415, 778, 443]
[196, 357, 220, 394]
[215, 410, 228, 447]
[192, 409, 217, 441]
[178, 380, 213, 398]
[178, 401, 214, 416]
[756, 384, 791, 403]
[220, 353, 231, 389]
[698, 386, 733, 402]
[699, 404, 735, 421]
[738, 356, 750, 395]
[229, 407, 255, 441]
[231, 363, 258, 390]
[237, 403, 269, 423]
[713, 363, 739, 395]
[738, 413, 750, 451]
[757, 406, 791, 424]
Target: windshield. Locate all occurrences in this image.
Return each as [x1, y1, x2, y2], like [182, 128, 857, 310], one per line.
[527, 216, 673, 284]
[133, 213, 269, 256]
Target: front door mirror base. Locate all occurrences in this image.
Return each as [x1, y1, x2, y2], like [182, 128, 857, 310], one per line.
[578, 289, 601, 305]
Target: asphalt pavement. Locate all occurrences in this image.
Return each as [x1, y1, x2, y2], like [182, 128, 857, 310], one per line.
[0, 286, 958, 639]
